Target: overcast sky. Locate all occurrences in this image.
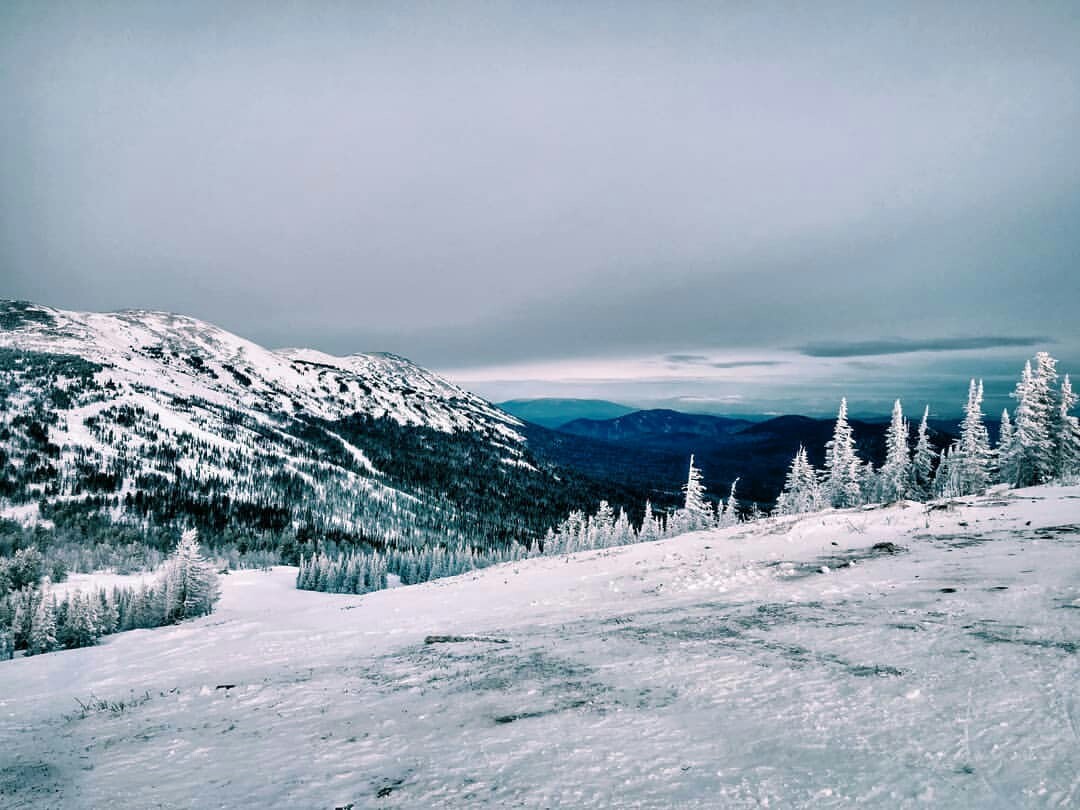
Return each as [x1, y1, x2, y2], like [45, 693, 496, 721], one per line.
[3, 1, 1078, 415]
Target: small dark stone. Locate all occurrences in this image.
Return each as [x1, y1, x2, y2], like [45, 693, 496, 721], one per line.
[939, 587, 957, 593]
[424, 635, 509, 645]
[871, 542, 904, 554]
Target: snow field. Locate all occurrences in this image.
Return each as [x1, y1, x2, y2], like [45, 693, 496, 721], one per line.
[1, 486, 1078, 808]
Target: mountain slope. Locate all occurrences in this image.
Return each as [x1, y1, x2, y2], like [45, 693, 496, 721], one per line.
[3, 485, 1077, 807]
[0, 300, 623, 551]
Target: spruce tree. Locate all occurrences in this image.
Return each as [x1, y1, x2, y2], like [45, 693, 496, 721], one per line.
[27, 595, 57, 656]
[1053, 374, 1080, 478]
[161, 529, 221, 623]
[778, 445, 824, 515]
[879, 399, 911, 502]
[933, 445, 962, 498]
[681, 455, 712, 530]
[590, 501, 616, 548]
[824, 398, 863, 508]
[956, 379, 992, 495]
[996, 408, 1016, 486]
[720, 478, 740, 527]
[1010, 355, 1057, 486]
[911, 405, 937, 499]
[61, 591, 101, 649]
[639, 501, 659, 542]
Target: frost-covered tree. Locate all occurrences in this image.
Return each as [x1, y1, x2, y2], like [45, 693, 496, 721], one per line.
[719, 478, 740, 527]
[160, 529, 221, 623]
[60, 591, 100, 649]
[911, 405, 937, 499]
[681, 455, 713, 530]
[777, 446, 823, 515]
[589, 501, 616, 548]
[9, 587, 37, 649]
[26, 594, 57, 656]
[879, 399, 911, 502]
[933, 444, 962, 498]
[1052, 374, 1080, 479]
[824, 398, 863, 508]
[955, 379, 992, 495]
[98, 590, 119, 636]
[996, 408, 1016, 486]
[1009, 354, 1058, 486]
[613, 508, 634, 546]
[638, 501, 660, 542]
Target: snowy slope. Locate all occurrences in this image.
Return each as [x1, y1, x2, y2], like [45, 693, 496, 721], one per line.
[0, 300, 544, 543]
[2, 486, 1078, 808]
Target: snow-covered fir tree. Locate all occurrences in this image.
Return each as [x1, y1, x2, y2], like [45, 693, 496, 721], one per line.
[26, 594, 57, 656]
[911, 405, 937, 499]
[824, 398, 863, 508]
[681, 455, 713, 530]
[933, 445, 963, 498]
[777, 445, 823, 515]
[638, 501, 660, 542]
[590, 501, 616, 548]
[1052, 374, 1080, 479]
[1009, 354, 1058, 486]
[613, 508, 634, 546]
[719, 478, 740, 527]
[60, 591, 100, 649]
[996, 408, 1017, 486]
[878, 399, 911, 502]
[160, 529, 221, 624]
[955, 379, 992, 495]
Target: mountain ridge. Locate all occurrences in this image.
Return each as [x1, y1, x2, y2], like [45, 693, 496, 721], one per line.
[0, 300, 631, 553]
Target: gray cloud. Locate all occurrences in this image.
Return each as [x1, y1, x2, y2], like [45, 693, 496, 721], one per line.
[799, 336, 1051, 358]
[1, 2, 1078, 414]
[664, 355, 785, 369]
[665, 354, 710, 364]
[710, 360, 787, 369]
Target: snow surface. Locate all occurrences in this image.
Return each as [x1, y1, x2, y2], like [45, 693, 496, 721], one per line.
[2, 487, 1079, 808]
[45, 572, 154, 599]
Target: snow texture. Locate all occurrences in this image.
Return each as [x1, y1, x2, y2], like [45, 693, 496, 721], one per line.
[2, 486, 1079, 808]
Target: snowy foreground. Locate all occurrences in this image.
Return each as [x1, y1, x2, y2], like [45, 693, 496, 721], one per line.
[3, 489, 1079, 809]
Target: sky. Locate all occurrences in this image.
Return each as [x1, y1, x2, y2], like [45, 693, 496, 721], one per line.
[2, 1, 1079, 416]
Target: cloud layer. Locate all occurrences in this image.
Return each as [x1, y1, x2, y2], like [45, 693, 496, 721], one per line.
[2, 2, 1078, 413]
[797, 336, 1050, 358]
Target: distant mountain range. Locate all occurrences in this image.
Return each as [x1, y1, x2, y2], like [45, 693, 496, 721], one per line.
[498, 398, 636, 428]
[523, 406, 961, 506]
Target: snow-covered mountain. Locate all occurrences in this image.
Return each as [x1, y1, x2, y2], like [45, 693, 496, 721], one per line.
[0, 300, 521, 439]
[4, 485, 1078, 807]
[0, 300, 594, 548]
